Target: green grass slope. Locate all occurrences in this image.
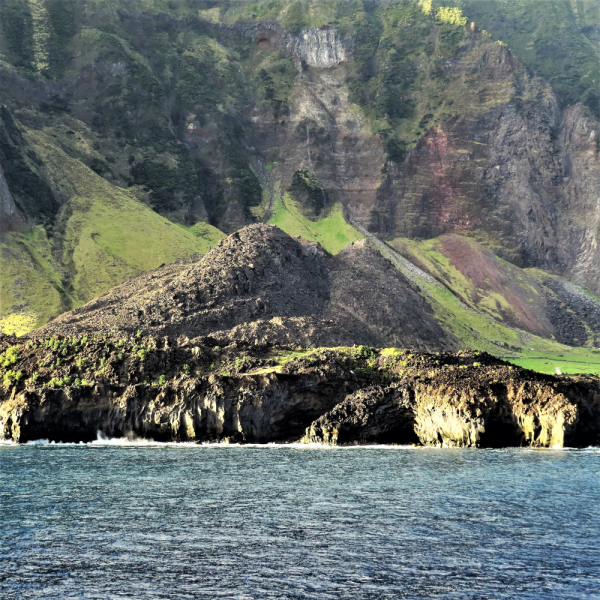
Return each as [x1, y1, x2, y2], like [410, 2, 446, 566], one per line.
[0, 226, 69, 334]
[509, 348, 600, 376]
[0, 132, 224, 334]
[392, 234, 553, 338]
[268, 194, 363, 254]
[397, 257, 600, 375]
[385, 234, 600, 375]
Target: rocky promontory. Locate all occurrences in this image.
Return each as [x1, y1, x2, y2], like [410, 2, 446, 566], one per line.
[3, 225, 599, 448]
[1, 333, 599, 447]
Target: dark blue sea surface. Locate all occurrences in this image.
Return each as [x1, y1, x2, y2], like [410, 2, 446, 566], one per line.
[1, 442, 599, 600]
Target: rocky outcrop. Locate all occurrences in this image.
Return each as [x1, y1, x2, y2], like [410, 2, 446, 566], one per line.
[302, 363, 600, 448]
[37, 225, 456, 351]
[248, 59, 386, 227]
[529, 270, 600, 348]
[302, 385, 418, 446]
[285, 27, 346, 68]
[0, 163, 20, 232]
[0, 333, 357, 443]
[1, 335, 599, 447]
[558, 105, 600, 293]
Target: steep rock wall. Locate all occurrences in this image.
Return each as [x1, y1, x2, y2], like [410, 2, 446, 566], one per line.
[0, 372, 352, 444]
[370, 34, 600, 292]
[285, 27, 346, 68]
[249, 60, 386, 224]
[302, 370, 600, 448]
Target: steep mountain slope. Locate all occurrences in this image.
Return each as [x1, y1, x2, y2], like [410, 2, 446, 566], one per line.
[0, 0, 599, 356]
[439, 0, 600, 111]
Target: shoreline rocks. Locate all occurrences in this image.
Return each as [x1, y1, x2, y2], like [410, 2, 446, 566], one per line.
[1, 335, 599, 447]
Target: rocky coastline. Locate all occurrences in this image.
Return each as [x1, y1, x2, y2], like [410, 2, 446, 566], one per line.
[1, 333, 599, 448]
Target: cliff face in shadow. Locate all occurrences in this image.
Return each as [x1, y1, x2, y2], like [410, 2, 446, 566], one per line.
[1, 333, 599, 447]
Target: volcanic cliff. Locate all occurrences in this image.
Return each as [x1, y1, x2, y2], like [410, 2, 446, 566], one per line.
[1, 332, 599, 447]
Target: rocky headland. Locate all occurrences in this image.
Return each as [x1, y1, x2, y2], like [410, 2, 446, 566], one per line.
[2, 223, 599, 448]
[2, 322, 599, 448]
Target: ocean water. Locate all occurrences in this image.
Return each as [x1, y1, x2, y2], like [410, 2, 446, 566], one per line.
[1, 442, 599, 600]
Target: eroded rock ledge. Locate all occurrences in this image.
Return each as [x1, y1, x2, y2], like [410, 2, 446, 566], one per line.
[1, 334, 599, 447]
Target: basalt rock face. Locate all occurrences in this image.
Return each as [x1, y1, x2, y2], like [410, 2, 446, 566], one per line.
[37, 225, 456, 352]
[302, 385, 419, 446]
[1, 336, 599, 447]
[0, 371, 354, 445]
[285, 27, 346, 68]
[0, 335, 379, 443]
[302, 362, 600, 449]
[244, 19, 600, 296]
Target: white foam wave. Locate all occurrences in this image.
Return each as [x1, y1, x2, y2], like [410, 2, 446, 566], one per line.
[11, 433, 600, 451]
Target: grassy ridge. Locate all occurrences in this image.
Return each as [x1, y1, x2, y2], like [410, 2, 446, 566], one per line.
[31, 130, 225, 303]
[401, 267, 600, 375]
[0, 133, 225, 334]
[391, 235, 551, 336]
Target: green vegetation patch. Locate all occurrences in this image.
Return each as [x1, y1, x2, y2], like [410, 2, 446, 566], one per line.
[131, 153, 199, 213]
[268, 194, 363, 254]
[0, 226, 69, 333]
[31, 131, 224, 298]
[509, 347, 600, 376]
[223, 0, 339, 30]
[0, 106, 58, 223]
[254, 51, 297, 117]
[184, 222, 226, 245]
[0, 0, 35, 71]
